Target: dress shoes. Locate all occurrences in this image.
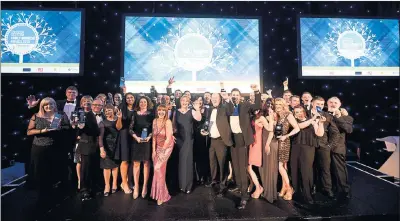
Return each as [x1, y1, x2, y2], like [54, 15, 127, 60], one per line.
[228, 187, 240, 193]
[237, 200, 247, 210]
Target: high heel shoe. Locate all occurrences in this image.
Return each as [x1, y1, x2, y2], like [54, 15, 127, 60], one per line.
[120, 184, 132, 194]
[78, 181, 80, 190]
[251, 186, 264, 199]
[283, 187, 294, 201]
[157, 200, 163, 206]
[278, 185, 288, 197]
[141, 187, 147, 198]
[133, 191, 139, 199]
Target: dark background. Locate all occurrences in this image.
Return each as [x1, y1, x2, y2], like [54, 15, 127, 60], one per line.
[1, 1, 399, 169]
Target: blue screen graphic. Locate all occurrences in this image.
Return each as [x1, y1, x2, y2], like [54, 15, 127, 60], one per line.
[123, 16, 260, 93]
[1, 9, 83, 74]
[299, 17, 399, 77]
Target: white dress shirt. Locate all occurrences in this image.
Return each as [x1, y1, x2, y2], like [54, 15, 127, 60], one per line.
[209, 109, 220, 138]
[64, 100, 76, 120]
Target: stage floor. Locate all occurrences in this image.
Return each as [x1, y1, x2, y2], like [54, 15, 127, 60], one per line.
[1, 165, 399, 221]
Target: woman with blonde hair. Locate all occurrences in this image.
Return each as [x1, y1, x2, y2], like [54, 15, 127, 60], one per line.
[27, 97, 70, 205]
[273, 98, 300, 200]
[151, 104, 174, 205]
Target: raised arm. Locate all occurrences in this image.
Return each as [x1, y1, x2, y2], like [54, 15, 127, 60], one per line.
[248, 84, 261, 112]
[116, 109, 123, 130]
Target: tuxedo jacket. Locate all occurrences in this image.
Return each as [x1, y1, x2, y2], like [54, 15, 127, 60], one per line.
[204, 105, 233, 147]
[225, 92, 261, 146]
[332, 115, 353, 155]
[76, 111, 100, 155]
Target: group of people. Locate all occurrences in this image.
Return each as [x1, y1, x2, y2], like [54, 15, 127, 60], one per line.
[25, 77, 353, 210]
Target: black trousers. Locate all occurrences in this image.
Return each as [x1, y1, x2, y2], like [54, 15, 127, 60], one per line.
[195, 134, 210, 182]
[316, 148, 332, 193]
[291, 144, 315, 202]
[209, 138, 228, 189]
[80, 153, 97, 195]
[231, 133, 249, 201]
[331, 152, 350, 193]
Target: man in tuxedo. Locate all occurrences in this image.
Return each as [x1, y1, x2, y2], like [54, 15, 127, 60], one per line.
[309, 96, 339, 199]
[327, 97, 353, 200]
[202, 93, 233, 197]
[289, 95, 301, 112]
[221, 84, 261, 209]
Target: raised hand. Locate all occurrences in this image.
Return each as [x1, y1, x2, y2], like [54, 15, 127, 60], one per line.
[266, 89, 272, 96]
[220, 82, 225, 89]
[193, 101, 201, 111]
[116, 109, 122, 118]
[250, 84, 258, 91]
[220, 92, 229, 100]
[26, 95, 40, 107]
[340, 108, 348, 117]
[283, 77, 289, 87]
[168, 77, 175, 85]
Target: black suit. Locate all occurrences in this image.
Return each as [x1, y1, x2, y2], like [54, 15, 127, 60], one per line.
[309, 111, 340, 194]
[76, 112, 100, 195]
[332, 115, 353, 194]
[225, 92, 261, 201]
[204, 104, 233, 190]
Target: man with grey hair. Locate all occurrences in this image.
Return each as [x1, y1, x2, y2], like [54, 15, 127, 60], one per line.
[327, 96, 353, 200]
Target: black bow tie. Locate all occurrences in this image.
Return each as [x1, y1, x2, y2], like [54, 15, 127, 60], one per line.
[95, 113, 102, 117]
[66, 100, 74, 104]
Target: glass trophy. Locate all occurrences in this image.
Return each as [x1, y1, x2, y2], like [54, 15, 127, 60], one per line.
[141, 128, 148, 141]
[50, 113, 62, 129]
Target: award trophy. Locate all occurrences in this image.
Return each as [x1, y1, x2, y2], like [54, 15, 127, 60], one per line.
[200, 121, 213, 136]
[141, 128, 148, 141]
[49, 113, 62, 129]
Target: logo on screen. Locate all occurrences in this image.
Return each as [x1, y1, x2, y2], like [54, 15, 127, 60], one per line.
[174, 33, 213, 80]
[2, 12, 57, 63]
[23, 68, 31, 72]
[355, 71, 362, 75]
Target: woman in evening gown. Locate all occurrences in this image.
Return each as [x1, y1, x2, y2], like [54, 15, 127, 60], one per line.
[115, 92, 135, 194]
[173, 95, 202, 193]
[248, 107, 274, 199]
[130, 96, 155, 199]
[151, 105, 174, 205]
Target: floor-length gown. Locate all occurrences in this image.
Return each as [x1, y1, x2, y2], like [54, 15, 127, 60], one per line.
[259, 128, 279, 203]
[175, 110, 194, 192]
[151, 120, 174, 202]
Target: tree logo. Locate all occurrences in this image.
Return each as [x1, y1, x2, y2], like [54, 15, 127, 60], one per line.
[1, 12, 57, 63]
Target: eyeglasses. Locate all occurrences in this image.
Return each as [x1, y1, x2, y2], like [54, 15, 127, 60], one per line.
[92, 104, 103, 107]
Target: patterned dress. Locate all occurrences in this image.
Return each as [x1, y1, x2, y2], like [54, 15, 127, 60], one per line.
[150, 120, 174, 202]
[277, 111, 291, 163]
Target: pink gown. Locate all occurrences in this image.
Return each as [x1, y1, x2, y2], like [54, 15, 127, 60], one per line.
[249, 122, 263, 167]
[151, 120, 174, 203]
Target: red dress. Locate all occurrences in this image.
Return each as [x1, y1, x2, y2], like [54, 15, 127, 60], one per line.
[249, 121, 263, 167]
[150, 120, 174, 202]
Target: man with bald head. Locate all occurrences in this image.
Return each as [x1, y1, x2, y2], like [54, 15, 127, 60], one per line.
[327, 96, 353, 200]
[202, 93, 233, 198]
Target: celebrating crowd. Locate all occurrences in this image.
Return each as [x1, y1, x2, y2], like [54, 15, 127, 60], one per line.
[25, 77, 353, 209]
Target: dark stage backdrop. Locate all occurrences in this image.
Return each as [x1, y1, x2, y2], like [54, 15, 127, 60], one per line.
[1, 1, 399, 169]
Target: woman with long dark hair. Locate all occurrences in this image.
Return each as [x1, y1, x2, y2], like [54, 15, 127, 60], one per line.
[115, 92, 135, 194]
[130, 96, 154, 199]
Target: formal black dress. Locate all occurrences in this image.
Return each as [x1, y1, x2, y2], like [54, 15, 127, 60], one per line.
[175, 110, 195, 192]
[99, 119, 119, 169]
[115, 109, 134, 161]
[130, 111, 154, 161]
[28, 113, 70, 197]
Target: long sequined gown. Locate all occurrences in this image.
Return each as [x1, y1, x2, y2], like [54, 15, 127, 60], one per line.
[151, 120, 174, 202]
